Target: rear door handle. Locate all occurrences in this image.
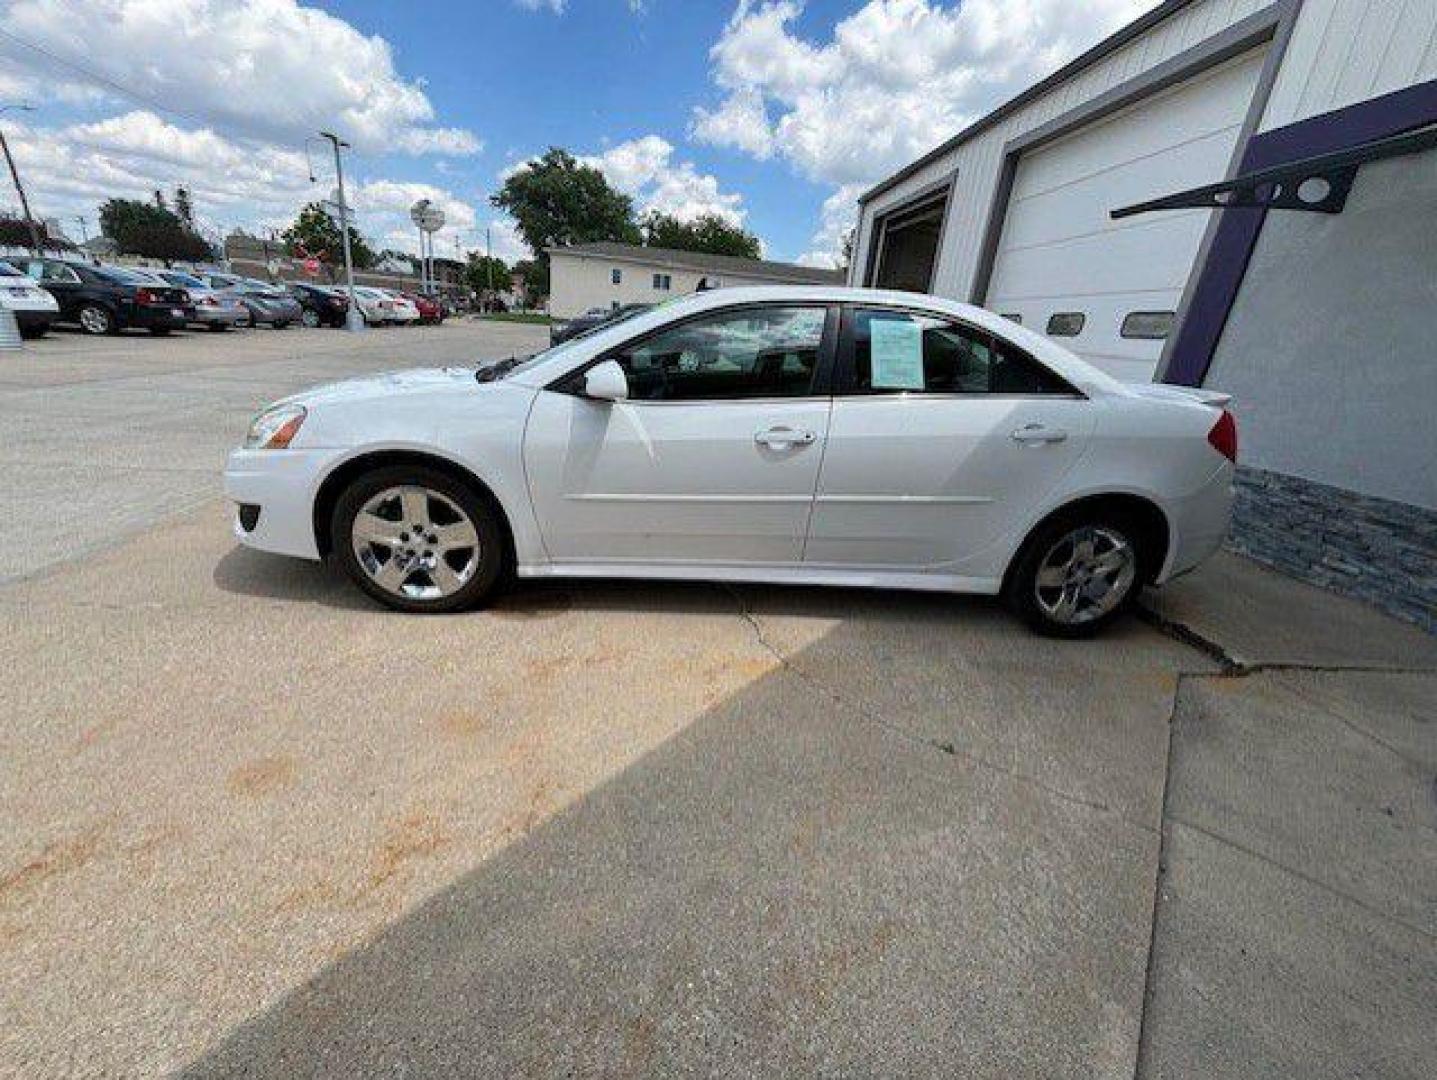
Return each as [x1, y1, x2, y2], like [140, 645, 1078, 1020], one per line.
[755, 425, 816, 449]
[1011, 423, 1068, 445]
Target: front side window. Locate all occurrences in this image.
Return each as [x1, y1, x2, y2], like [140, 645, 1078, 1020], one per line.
[604, 305, 827, 401]
[848, 308, 1072, 395]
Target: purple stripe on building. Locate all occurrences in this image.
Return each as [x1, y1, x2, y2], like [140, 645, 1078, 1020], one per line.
[1164, 77, 1437, 387]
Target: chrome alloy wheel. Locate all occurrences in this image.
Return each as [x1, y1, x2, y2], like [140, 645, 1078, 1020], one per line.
[350, 485, 481, 601]
[79, 306, 111, 334]
[1033, 525, 1137, 626]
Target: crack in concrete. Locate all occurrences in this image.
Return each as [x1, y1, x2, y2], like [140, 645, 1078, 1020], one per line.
[1167, 814, 1437, 945]
[1131, 601, 1437, 1077]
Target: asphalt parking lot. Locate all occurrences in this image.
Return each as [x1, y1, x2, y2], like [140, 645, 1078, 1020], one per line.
[2, 322, 1434, 1077]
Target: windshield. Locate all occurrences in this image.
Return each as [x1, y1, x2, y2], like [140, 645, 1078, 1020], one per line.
[165, 271, 206, 288]
[495, 305, 658, 381]
[0, 260, 22, 277]
[94, 265, 149, 284]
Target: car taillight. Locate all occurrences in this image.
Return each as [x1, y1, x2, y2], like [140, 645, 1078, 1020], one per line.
[1207, 409, 1237, 463]
[135, 287, 155, 305]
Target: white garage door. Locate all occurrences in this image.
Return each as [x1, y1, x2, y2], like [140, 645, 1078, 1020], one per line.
[985, 49, 1267, 382]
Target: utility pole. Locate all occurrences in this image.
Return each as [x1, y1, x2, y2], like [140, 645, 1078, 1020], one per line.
[319, 130, 363, 332]
[74, 215, 88, 245]
[0, 103, 41, 255]
[486, 224, 494, 310]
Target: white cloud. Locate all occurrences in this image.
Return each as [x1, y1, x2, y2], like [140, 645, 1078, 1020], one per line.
[582, 136, 746, 225]
[0, 0, 481, 156]
[691, 88, 774, 159]
[693, 0, 1155, 263]
[1, 111, 484, 259]
[795, 184, 863, 269]
[515, 0, 566, 12]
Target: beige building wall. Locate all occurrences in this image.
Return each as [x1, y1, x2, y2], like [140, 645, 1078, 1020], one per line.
[548, 253, 805, 319]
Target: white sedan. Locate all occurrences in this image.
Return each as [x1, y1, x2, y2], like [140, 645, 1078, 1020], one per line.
[0, 258, 60, 337]
[225, 287, 1235, 635]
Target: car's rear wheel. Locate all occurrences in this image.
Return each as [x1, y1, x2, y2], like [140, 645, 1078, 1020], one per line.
[1006, 513, 1143, 638]
[300, 309, 320, 328]
[78, 303, 116, 335]
[333, 466, 505, 613]
[150, 326, 171, 336]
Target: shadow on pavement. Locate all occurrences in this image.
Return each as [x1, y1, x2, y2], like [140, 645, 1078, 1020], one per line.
[179, 571, 1169, 1078]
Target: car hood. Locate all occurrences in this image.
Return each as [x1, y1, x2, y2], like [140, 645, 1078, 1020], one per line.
[274, 366, 482, 408]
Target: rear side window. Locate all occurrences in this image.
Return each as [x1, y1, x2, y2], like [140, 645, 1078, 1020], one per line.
[847, 308, 1073, 395]
[1046, 312, 1085, 337]
[1120, 311, 1175, 340]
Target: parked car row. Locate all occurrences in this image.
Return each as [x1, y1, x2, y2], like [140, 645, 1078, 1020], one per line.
[0, 256, 450, 338]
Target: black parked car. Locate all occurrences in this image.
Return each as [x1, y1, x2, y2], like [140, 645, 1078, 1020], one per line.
[287, 282, 350, 328]
[17, 258, 194, 335]
[550, 302, 653, 345]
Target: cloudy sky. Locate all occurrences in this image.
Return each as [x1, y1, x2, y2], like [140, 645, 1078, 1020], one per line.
[0, 0, 1155, 266]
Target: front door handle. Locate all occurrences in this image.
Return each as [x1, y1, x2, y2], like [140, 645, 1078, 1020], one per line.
[755, 425, 816, 449]
[1011, 423, 1068, 445]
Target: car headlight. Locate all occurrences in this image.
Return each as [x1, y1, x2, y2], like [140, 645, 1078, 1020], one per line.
[244, 404, 307, 449]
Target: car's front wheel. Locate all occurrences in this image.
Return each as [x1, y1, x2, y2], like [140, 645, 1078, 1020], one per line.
[301, 309, 320, 328]
[77, 303, 116, 335]
[1006, 513, 1144, 637]
[333, 465, 506, 613]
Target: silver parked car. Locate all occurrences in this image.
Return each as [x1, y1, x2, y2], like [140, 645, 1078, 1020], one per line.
[128, 268, 247, 332]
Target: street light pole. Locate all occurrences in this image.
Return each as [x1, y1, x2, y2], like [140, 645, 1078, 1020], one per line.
[319, 130, 364, 332]
[0, 103, 41, 255]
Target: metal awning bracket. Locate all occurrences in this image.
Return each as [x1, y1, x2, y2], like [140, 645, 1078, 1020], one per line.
[1111, 123, 1437, 219]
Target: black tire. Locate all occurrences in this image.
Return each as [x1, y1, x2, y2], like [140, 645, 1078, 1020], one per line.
[272, 321, 289, 330]
[208, 322, 229, 332]
[77, 303, 117, 335]
[301, 310, 320, 328]
[332, 464, 507, 614]
[1005, 509, 1146, 638]
[150, 326, 171, 336]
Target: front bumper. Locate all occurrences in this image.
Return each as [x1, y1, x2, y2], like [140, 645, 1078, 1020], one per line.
[224, 446, 347, 560]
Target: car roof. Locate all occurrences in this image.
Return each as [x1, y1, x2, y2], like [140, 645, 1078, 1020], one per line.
[509, 285, 1124, 396]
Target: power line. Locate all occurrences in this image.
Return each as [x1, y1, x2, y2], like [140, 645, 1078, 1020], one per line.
[0, 26, 285, 144]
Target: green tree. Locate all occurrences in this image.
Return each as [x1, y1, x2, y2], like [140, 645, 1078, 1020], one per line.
[638, 211, 762, 260]
[98, 197, 211, 263]
[280, 201, 375, 272]
[464, 253, 509, 299]
[491, 148, 640, 263]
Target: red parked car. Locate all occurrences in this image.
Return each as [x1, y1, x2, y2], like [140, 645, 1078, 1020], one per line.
[401, 292, 444, 324]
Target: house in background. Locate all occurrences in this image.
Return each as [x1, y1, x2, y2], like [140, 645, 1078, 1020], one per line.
[547, 242, 843, 320]
[850, 0, 1436, 629]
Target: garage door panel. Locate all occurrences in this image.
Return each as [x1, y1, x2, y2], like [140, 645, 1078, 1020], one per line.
[992, 216, 1213, 301]
[1011, 56, 1268, 199]
[986, 48, 1267, 379]
[999, 131, 1247, 251]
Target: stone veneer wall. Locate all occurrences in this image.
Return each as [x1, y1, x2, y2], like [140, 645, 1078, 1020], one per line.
[1227, 467, 1436, 634]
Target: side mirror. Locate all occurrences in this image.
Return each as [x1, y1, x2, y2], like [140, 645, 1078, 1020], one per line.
[582, 359, 629, 402]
